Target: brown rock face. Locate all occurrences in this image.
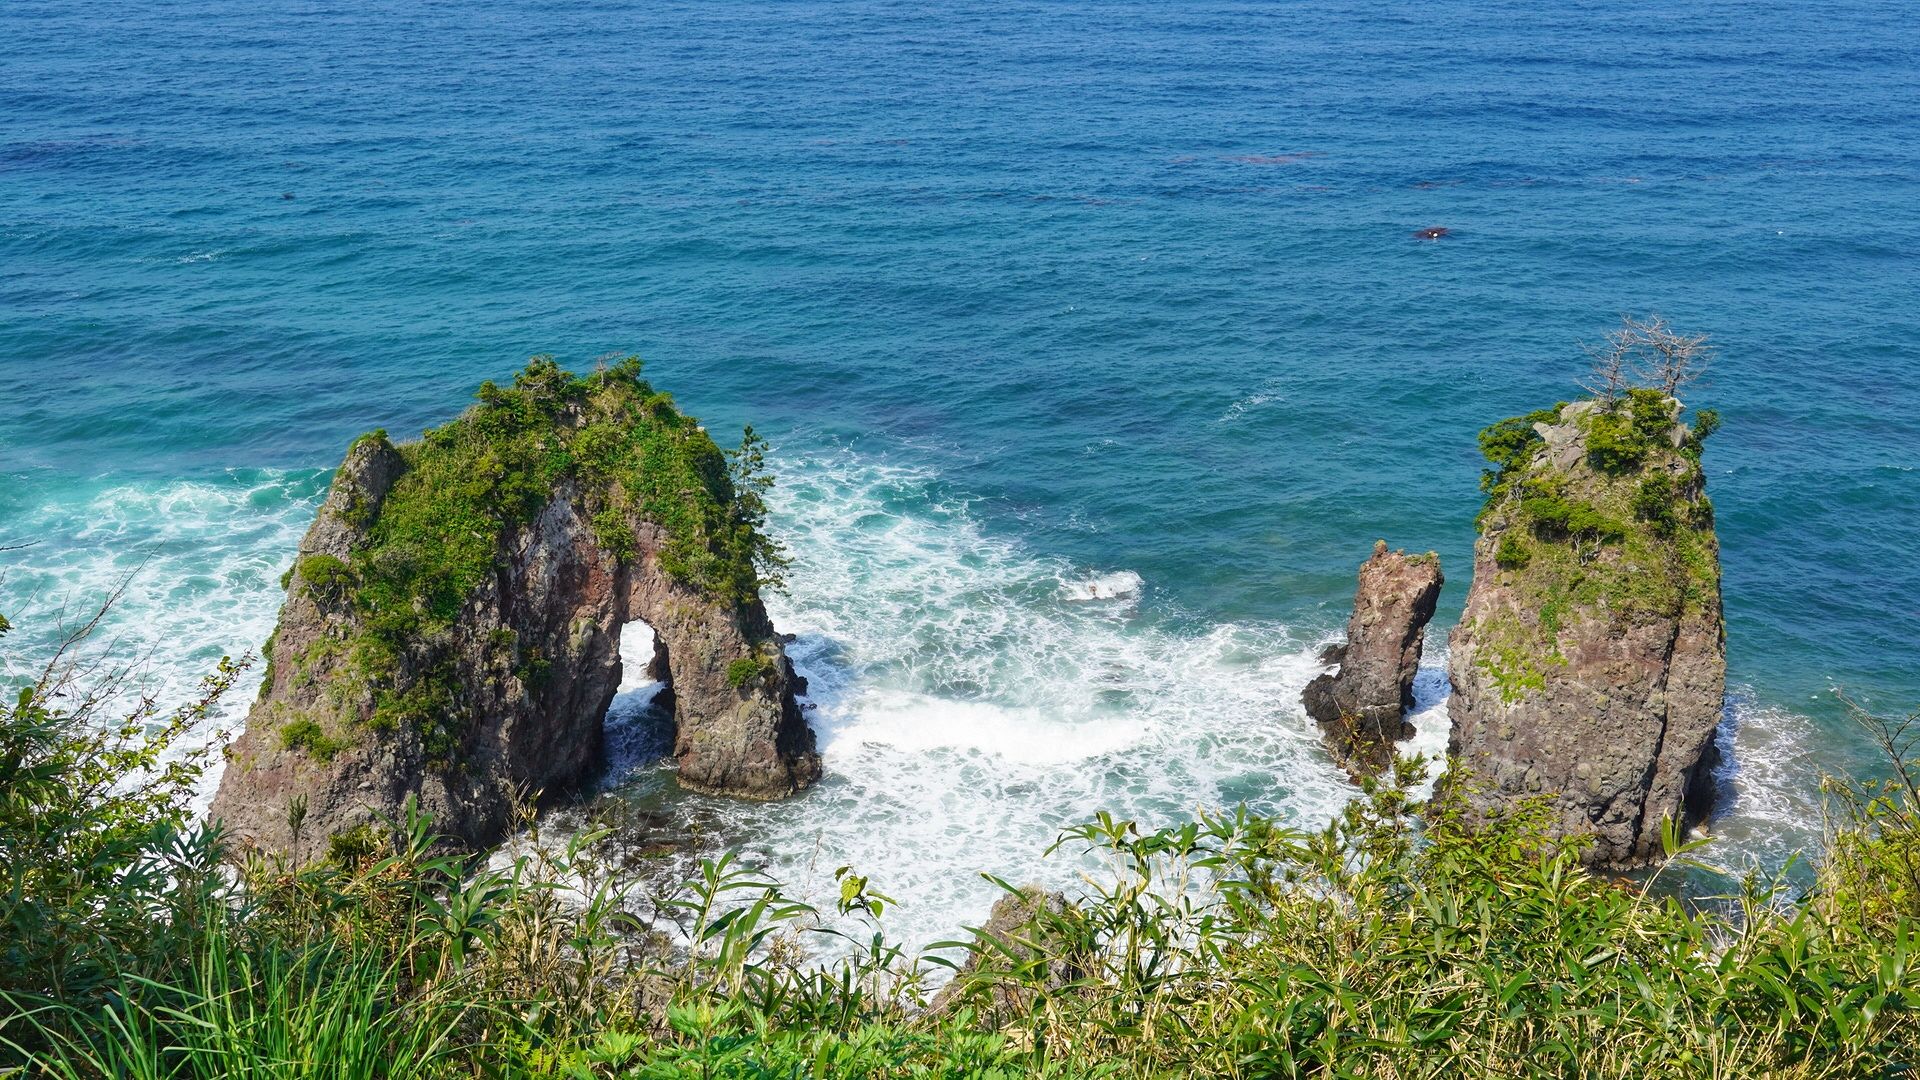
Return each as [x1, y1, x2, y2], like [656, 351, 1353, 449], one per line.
[1302, 542, 1443, 777]
[211, 367, 819, 861]
[1443, 395, 1724, 867]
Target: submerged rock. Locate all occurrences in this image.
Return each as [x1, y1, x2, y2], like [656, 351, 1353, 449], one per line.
[1303, 541, 1443, 778]
[1444, 391, 1724, 867]
[212, 359, 819, 861]
[1061, 570, 1144, 602]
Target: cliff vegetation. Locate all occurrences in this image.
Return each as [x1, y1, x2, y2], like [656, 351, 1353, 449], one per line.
[3, 610, 1916, 1078]
[302, 358, 785, 762]
[1471, 389, 1719, 702]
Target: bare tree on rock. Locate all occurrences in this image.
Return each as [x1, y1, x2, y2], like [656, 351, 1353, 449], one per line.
[1585, 314, 1713, 401]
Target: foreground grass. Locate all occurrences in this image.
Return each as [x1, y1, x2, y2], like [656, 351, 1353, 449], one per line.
[2, 611, 1916, 1078]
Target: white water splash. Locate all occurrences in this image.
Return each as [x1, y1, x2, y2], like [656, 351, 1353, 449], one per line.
[1060, 569, 1143, 602]
[1219, 381, 1286, 424]
[1705, 694, 1830, 872]
[0, 469, 326, 813]
[602, 449, 1353, 952]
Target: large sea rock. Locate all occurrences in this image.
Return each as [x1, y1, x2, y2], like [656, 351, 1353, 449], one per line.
[1444, 393, 1724, 867]
[212, 361, 820, 861]
[1302, 541, 1442, 777]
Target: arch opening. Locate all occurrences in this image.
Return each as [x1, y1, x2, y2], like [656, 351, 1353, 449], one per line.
[604, 619, 677, 781]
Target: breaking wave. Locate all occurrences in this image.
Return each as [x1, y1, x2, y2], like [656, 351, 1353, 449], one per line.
[0, 449, 1835, 953]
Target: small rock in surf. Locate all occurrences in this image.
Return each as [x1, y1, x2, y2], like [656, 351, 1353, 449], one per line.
[1063, 570, 1144, 601]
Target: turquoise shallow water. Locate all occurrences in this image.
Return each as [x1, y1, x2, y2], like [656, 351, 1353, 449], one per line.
[3, 0, 1917, 944]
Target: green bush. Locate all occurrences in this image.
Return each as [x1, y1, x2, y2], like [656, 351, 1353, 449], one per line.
[1476, 404, 1565, 504]
[6, 610, 1918, 1079]
[1685, 408, 1722, 457]
[1584, 388, 1676, 474]
[323, 823, 384, 866]
[1495, 532, 1531, 570]
[278, 718, 348, 762]
[1520, 492, 1626, 543]
[725, 656, 770, 689]
[1632, 472, 1680, 534]
[295, 554, 353, 598]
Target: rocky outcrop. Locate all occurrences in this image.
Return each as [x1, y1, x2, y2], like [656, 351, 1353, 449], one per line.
[1303, 542, 1443, 778]
[212, 360, 819, 861]
[1443, 392, 1724, 867]
[931, 886, 1082, 1019]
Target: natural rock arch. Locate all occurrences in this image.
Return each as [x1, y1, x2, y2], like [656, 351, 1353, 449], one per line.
[612, 519, 817, 799]
[211, 360, 820, 861]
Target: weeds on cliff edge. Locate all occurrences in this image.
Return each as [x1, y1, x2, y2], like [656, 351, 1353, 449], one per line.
[4, 607, 1919, 1078]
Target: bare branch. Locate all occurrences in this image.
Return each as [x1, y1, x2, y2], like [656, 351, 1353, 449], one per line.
[1580, 314, 1715, 403]
[1626, 314, 1714, 397]
[1579, 333, 1633, 405]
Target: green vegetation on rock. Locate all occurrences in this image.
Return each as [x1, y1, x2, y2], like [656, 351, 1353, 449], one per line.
[1469, 386, 1721, 702]
[292, 358, 787, 765]
[294, 554, 352, 601]
[5, 626, 1918, 1077]
[725, 656, 764, 689]
[1584, 387, 1679, 474]
[1476, 402, 1566, 509]
[277, 717, 347, 762]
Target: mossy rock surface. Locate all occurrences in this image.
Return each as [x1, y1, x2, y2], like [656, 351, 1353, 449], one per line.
[1472, 390, 1719, 662]
[210, 358, 818, 862]
[1445, 391, 1726, 868]
[314, 358, 784, 762]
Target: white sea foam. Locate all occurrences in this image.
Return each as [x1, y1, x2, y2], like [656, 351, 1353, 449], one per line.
[1704, 693, 1829, 872]
[1403, 651, 1455, 795]
[0, 470, 327, 814]
[1060, 569, 1143, 602]
[0, 450, 1838, 958]
[598, 449, 1352, 954]
[1219, 381, 1286, 423]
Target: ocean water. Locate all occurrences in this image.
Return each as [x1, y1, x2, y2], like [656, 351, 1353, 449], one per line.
[3, 0, 1916, 948]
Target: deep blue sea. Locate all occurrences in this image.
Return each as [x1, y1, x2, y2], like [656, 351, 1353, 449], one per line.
[3, 0, 1916, 945]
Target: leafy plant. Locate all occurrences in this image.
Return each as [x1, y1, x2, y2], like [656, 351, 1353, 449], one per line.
[294, 553, 353, 601]
[5, 601, 1918, 1078]
[278, 717, 348, 761]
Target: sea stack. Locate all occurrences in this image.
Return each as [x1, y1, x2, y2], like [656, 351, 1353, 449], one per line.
[211, 359, 820, 861]
[1443, 389, 1724, 867]
[1302, 541, 1442, 778]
